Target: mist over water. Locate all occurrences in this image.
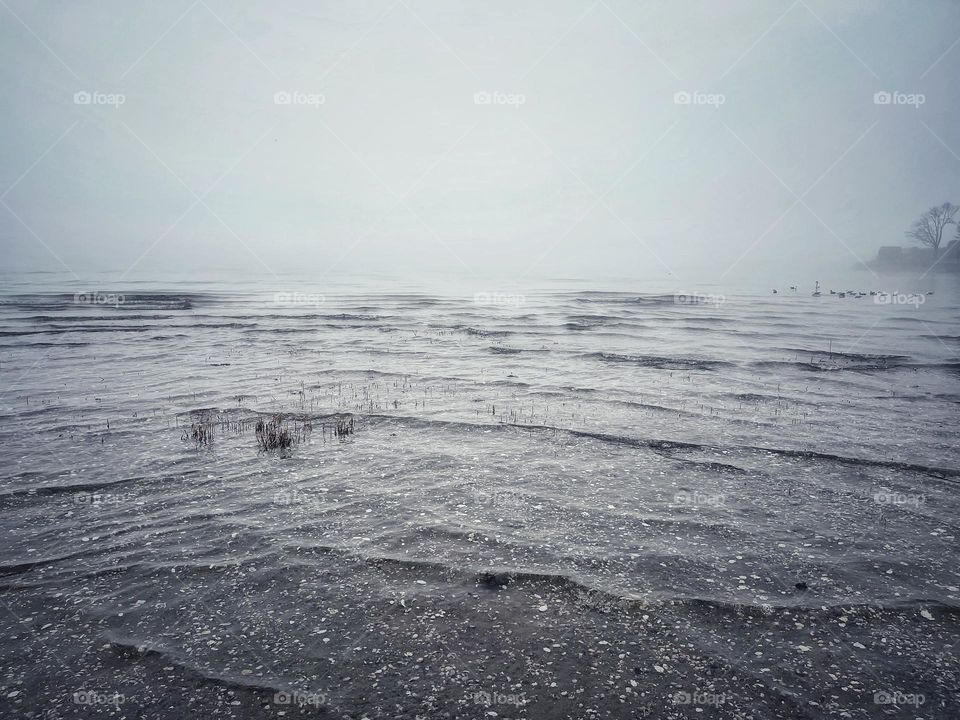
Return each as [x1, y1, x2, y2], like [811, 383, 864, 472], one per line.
[3, 1, 960, 280]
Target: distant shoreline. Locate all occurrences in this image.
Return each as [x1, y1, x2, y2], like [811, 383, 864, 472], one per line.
[869, 242, 960, 273]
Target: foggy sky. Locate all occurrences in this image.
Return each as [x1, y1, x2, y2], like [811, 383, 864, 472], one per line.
[2, 0, 959, 285]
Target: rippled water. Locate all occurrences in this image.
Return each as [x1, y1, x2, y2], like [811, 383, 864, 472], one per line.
[1, 278, 958, 718]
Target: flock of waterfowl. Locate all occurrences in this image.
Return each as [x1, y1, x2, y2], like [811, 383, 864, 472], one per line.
[771, 281, 933, 300]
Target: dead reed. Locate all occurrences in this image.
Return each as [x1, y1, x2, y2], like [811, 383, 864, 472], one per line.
[181, 410, 215, 447]
[334, 415, 354, 439]
[255, 414, 312, 451]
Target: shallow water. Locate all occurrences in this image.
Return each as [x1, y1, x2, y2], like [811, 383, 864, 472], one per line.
[0, 278, 958, 718]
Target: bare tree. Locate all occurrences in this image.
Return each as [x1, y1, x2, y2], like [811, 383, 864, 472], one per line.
[905, 203, 959, 258]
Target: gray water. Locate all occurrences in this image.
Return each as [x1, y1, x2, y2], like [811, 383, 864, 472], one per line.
[0, 275, 958, 719]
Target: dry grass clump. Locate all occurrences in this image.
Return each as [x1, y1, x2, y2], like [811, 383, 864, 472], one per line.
[334, 416, 354, 439]
[190, 423, 213, 446]
[256, 418, 291, 450]
[255, 414, 312, 451]
[256, 415, 292, 450]
[180, 409, 318, 452]
[182, 410, 215, 447]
